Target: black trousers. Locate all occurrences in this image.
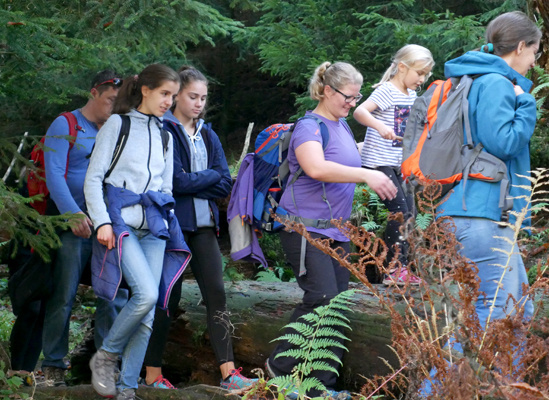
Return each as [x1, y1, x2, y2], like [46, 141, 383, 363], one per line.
[10, 300, 46, 372]
[144, 227, 233, 367]
[268, 230, 350, 394]
[8, 245, 46, 372]
[370, 166, 414, 266]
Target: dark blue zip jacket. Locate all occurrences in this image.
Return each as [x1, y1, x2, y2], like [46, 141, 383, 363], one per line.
[163, 112, 232, 232]
[91, 184, 192, 308]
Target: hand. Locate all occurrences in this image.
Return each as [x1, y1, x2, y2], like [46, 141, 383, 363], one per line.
[97, 225, 116, 250]
[514, 85, 524, 96]
[362, 169, 398, 200]
[71, 211, 93, 238]
[378, 126, 397, 141]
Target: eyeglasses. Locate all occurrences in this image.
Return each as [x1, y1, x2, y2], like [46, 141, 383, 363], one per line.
[92, 78, 123, 90]
[332, 88, 362, 103]
[332, 87, 363, 104]
[535, 52, 542, 61]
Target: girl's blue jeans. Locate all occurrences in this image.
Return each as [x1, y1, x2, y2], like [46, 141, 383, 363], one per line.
[100, 228, 166, 390]
[421, 217, 533, 395]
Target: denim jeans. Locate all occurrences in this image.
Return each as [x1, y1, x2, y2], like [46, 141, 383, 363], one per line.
[420, 217, 533, 395]
[453, 217, 533, 324]
[42, 231, 128, 369]
[100, 228, 165, 390]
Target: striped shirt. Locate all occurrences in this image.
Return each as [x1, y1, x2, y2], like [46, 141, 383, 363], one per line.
[360, 82, 416, 168]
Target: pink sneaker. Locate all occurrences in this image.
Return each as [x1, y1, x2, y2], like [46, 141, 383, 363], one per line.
[383, 268, 422, 286]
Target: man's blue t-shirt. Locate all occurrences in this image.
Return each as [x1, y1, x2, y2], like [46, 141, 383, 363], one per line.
[44, 110, 98, 214]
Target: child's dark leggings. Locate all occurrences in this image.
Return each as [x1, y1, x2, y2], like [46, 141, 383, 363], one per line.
[372, 166, 414, 266]
[144, 227, 233, 367]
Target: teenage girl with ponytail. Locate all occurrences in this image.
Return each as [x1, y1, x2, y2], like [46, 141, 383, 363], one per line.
[140, 66, 257, 390]
[84, 64, 181, 400]
[354, 44, 434, 286]
[265, 61, 397, 398]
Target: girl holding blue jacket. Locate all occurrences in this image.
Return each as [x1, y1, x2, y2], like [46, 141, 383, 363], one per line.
[141, 66, 256, 390]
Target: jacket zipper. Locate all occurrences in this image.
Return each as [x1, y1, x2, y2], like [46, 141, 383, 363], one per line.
[138, 117, 153, 229]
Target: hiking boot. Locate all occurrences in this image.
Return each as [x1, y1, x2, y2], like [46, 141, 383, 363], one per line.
[220, 368, 258, 390]
[43, 366, 66, 387]
[382, 268, 421, 286]
[89, 349, 119, 397]
[138, 375, 175, 389]
[116, 388, 135, 400]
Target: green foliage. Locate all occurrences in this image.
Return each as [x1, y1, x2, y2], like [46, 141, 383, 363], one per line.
[268, 289, 356, 399]
[0, 307, 14, 342]
[237, 0, 523, 115]
[256, 261, 296, 283]
[415, 212, 433, 230]
[221, 255, 246, 282]
[351, 184, 389, 234]
[0, 0, 242, 138]
[0, 179, 72, 261]
[527, 263, 548, 286]
[0, 361, 29, 400]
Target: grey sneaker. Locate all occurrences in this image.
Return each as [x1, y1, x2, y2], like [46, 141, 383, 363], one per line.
[117, 388, 136, 400]
[43, 366, 66, 387]
[89, 349, 119, 397]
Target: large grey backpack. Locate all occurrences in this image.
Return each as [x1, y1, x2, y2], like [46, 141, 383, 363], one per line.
[401, 75, 512, 219]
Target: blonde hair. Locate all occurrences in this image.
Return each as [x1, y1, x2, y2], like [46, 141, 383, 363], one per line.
[309, 61, 363, 101]
[373, 44, 435, 88]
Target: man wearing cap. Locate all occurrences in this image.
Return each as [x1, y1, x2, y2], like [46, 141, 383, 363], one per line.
[41, 71, 127, 386]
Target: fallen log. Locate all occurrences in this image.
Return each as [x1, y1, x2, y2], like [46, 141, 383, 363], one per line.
[161, 281, 397, 390]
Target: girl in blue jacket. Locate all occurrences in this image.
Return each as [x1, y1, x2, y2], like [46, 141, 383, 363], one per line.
[141, 66, 256, 390]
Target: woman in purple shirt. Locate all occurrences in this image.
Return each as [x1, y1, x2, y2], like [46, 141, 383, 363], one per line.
[265, 61, 397, 397]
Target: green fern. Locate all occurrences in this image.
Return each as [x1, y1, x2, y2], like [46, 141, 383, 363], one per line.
[415, 213, 434, 230]
[268, 289, 357, 398]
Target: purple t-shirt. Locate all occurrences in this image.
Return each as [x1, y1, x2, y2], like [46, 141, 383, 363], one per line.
[279, 112, 361, 241]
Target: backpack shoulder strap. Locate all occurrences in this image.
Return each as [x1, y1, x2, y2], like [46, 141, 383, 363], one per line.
[105, 115, 131, 179]
[59, 111, 83, 180]
[60, 111, 82, 151]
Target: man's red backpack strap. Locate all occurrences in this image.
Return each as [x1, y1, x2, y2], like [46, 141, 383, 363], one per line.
[28, 112, 82, 214]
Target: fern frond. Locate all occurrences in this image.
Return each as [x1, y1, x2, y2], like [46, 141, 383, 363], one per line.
[316, 317, 352, 329]
[299, 377, 326, 393]
[272, 334, 307, 346]
[314, 327, 350, 340]
[310, 338, 349, 350]
[299, 313, 320, 324]
[284, 322, 316, 337]
[295, 361, 340, 375]
[267, 375, 297, 393]
[306, 349, 344, 364]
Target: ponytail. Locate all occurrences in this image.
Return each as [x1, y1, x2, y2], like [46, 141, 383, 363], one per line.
[112, 64, 180, 115]
[373, 63, 399, 89]
[309, 61, 363, 101]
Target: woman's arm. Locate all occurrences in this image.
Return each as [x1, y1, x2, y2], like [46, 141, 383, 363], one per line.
[295, 141, 397, 200]
[475, 78, 536, 160]
[84, 115, 121, 249]
[172, 137, 222, 195]
[354, 99, 397, 140]
[194, 131, 232, 200]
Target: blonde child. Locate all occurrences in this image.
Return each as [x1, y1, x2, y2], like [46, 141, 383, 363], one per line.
[354, 44, 434, 286]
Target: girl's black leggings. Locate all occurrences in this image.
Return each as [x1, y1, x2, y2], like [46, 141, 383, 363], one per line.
[144, 227, 233, 367]
[369, 166, 415, 266]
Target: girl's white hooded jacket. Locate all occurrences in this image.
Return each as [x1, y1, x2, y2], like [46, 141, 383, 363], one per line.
[84, 109, 174, 231]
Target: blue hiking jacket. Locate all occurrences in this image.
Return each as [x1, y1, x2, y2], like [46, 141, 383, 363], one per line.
[439, 51, 537, 227]
[163, 112, 232, 232]
[91, 184, 192, 308]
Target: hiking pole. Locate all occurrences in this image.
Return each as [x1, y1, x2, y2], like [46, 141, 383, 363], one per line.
[2, 131, 28, 183]
[237, 122, 254, 168]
